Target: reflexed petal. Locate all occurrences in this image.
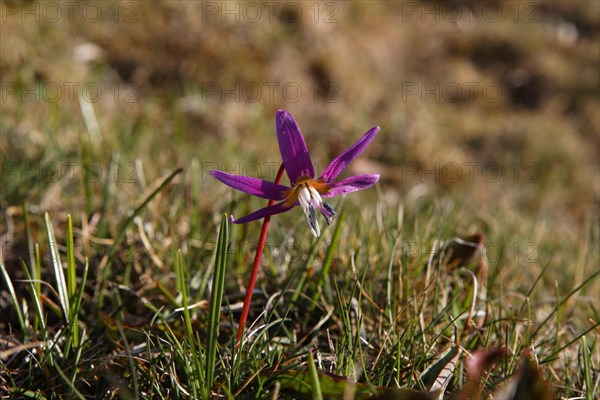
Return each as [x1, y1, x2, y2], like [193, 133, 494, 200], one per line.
[276, 110, 315, 184]
[322, 174, 380, 197]
[210, 170, 289, 200]
[232, 201, 294, 224]
[320, 126, 380, 181]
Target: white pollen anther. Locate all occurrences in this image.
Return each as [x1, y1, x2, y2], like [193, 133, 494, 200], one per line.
[298, 186, 312, 211]
[308, 185, 324, 206]
[298, 184, 320, 237]
[296, 183, 335, 237]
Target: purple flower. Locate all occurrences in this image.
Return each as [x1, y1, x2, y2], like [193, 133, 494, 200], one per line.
[211, 110, 380, 237]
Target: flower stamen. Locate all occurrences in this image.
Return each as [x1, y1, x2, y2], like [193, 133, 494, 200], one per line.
[307, 203, 320, 237]
[323, 201, 336, 217]
[290, 180, 337, 236]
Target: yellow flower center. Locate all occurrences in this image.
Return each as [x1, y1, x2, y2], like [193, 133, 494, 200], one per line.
[284, 178, 330, 207]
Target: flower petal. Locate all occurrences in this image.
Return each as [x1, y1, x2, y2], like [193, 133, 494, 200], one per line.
[276, 110, 314, 184]
[232, 201, 294, 224]
[320, 126, 380, 181]
[322, 174, 380, 197]
[210, 170, 289, 200]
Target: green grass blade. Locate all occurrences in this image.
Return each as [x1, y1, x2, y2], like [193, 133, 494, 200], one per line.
[73, 257, 89, 324]
[205, 214, 229, 398]
[307, 351, 323, 400]
[517, 262, 550, 319]
[69, 328, 86, 386]
[8, 389, 47, 400]
[19, 259, 53, 366]
[386, 237, 400, 325]
[32, 243, 43, 331]
[531, 270, 600, 340]
[20, 260, 46, 332]
[320, 209, 345, 282]
[66, 214, 76, 301]
[54, 363, 85, 400]
[176, 249, 202, 397]
[22, 202, 36, 280]
[539, 321, 600, 364]
[97, 154, 118, 235]
[80, 140, 96, 216]
[581, 336, 593, 400]
[34, 243, 42, 302]
[45, 212, 69, 321]
[66, 214, 79, 351]
[291, 229, 324, 304]
[0, 258, 25, 331]
[317, 210, 345, 293]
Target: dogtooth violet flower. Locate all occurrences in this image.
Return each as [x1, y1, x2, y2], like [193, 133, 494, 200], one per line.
[210, 110, 380, 237]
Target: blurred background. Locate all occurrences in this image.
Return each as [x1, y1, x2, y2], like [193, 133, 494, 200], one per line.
[1, 0, 599, 284]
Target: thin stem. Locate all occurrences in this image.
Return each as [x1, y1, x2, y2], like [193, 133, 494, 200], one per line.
[236, 163, 286, 347]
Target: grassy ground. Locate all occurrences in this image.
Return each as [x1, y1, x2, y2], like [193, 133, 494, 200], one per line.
[1, 0, 599, 398]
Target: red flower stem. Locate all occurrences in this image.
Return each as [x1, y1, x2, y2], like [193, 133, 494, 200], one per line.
[236, 163, 286, 347]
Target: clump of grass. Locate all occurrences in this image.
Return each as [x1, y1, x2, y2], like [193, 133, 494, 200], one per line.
[1, 179, 597, 398]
